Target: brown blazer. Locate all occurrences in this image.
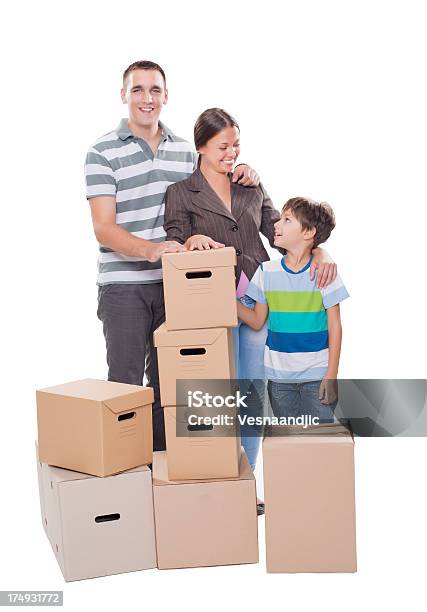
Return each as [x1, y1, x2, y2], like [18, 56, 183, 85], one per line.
[164, 168, 282, 284]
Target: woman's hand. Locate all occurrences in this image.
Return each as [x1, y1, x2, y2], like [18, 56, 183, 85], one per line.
[184, 234, 225, 251]
[310, 247, 337, 288]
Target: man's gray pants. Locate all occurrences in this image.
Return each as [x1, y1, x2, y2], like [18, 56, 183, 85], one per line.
[97, 282, 166, 451]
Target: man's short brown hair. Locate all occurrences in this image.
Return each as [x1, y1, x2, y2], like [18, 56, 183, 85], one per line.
[122, 60, 166, 87]
[282, 197, 336, 247]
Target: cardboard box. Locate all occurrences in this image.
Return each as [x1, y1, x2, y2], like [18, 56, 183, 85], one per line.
[164, 405, 240, 480]
[153, 450, 258, 569]
[161, 247, 238, 330]
[36, 445, 157, 581]
[154, 324, 236, 407]
[37, 379, 153, 477]
[263, 424, 357, 573]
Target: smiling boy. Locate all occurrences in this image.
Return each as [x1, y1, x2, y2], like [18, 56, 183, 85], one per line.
[237, 197, 349, 421]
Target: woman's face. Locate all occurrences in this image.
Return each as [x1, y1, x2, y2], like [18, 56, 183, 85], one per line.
[198, 126, 240, 174]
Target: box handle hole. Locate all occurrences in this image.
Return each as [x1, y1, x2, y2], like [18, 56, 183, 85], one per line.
[185, 271, 212, 279]
[180, 348, 206, 356]
[95, 513, 121, 523]
[118, 411, 136, 422]
[187, 423, 214, 432]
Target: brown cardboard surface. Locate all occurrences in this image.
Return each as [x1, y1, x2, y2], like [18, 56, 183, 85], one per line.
[37, 452, 157, 581]
[161, 247, 238, 330]
[154, 324, 235, 406]
[263, 424, 357, 573]
[163, 406, 240, 480]
[153, 450, 258, 569]
[37, 379, 153, 476]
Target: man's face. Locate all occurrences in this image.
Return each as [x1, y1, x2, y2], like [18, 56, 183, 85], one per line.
[274, 208, 314, 250]
[198, 126, 241, 174]
[121, 69, 168, 129]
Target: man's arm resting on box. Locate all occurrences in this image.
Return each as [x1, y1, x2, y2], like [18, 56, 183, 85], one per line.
[89, 196, 185, 263]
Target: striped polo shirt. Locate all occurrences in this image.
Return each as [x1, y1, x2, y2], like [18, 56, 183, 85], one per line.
[246, 256, 349, 381]
[85, 119, 197, 285]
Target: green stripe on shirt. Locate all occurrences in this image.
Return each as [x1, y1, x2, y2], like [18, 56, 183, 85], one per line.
[265, 290, 325, 312]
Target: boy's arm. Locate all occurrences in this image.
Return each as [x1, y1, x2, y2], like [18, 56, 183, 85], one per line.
[319, 304, 342, 405]
[237, 301, 268, 331]
[325, 304, 342, 378]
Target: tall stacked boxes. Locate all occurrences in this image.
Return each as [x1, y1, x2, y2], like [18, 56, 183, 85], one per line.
[263, 424, 357, 573]
[36, 379, 156, 580]
[153, 247, 258, 568]
[155, 247, 240, 481]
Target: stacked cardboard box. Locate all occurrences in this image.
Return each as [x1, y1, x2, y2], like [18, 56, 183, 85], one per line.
[155, 247, 241, 481]
[36, 379, 156, 581]
[153, 247, 259, 568]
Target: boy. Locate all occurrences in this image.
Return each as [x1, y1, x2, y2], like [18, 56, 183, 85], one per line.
[237, 197, 349, 423]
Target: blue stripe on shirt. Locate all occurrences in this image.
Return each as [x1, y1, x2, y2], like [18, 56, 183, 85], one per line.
[266, 329, 329, 353]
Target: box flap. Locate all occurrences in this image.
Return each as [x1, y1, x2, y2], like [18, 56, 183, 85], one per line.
[264, 422, 354, 445]
[37, 378, 152, 403]
[40, 460, 150, 484]
[153, 449, 253, 485]
[154, 323, 227, 348]
[103, 387, 154, 414]
[162, 246, 236, 271]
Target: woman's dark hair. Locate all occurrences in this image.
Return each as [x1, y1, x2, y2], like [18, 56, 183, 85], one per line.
[282, 197, 336, 248]
[194, 108, 239, 151]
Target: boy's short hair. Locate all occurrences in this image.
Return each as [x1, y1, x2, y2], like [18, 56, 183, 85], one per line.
[282, 197, 336, 247]
[122, 60, 166, 87]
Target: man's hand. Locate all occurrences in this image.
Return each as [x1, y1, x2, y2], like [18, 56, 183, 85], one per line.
[319, 378, 338, 405]
[310, 247, 337, 288]
[184, 235, 225, 251]
[231, 164, 260, 187]
[146, 240, 185, 262]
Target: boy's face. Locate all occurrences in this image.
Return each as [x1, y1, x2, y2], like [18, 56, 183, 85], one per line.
[121, 69, 168, 130]
[274, 208, 314, 250]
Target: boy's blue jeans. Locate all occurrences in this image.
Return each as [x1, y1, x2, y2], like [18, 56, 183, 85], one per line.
[233, 296, 267, 471]
[267, 380, 336, 423]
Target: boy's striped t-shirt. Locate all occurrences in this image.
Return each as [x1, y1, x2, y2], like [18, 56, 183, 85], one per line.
[245, 256, 349, 381]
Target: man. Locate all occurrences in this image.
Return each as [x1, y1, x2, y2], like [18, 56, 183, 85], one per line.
[84, 60, 261, 451]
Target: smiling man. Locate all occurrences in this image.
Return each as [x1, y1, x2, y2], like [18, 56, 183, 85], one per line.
[84, 60, 260, 451]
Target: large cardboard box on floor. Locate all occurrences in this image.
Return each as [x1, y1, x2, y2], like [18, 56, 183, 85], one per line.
[263, 424, 357, 573]
[37, 379, 153, 477]
[164, 405, 240, 480]
[161, 247, 237, 330]
[154, 324, 236, 407]
[36, 445, 157, 581]
[153, 450, 258, 569]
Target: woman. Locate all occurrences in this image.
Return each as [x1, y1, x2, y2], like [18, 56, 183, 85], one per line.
[164, 108, 336, 486]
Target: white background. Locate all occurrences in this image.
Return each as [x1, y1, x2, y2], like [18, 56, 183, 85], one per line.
[1, 0, 427, 610]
